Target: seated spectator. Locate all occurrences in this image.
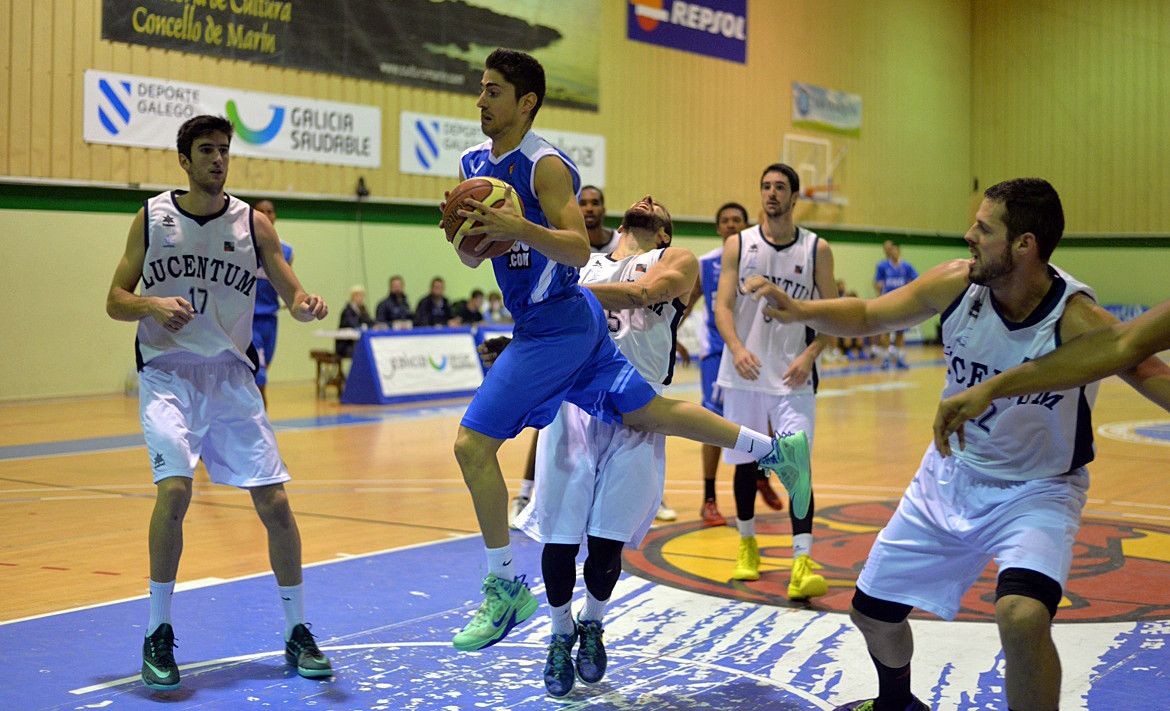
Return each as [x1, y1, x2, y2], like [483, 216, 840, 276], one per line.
[456, 289, 485, 325]
[482, 290, 510, 323]
[414, 276, 454, 327]
[375, 274, 413, 327]
[337, 285, 373, 357]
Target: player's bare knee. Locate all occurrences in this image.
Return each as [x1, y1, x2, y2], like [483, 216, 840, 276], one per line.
[251, 484, 294, 529]
[995, 568, 1061, 645]
[619, 395, 663, 432]
[154, 477, 192, 517]
[453, 427, 500, 475]
[996, 596, 1053, 650]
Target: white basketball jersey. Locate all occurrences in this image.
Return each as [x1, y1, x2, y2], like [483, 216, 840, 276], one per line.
[716, 225, 819, 395]
[579, 248, 685, 392]
[941, 266, 1098, 481]
[135, 191, 259, 370]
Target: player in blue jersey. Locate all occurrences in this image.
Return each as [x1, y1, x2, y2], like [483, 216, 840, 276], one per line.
[250, 199, 292, 408]
[444, 48, 815, 653]
[873, 240, 919, 369]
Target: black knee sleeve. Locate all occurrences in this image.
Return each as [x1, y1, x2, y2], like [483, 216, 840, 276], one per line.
[791, 489, 815, 534]
[733, 463, 759, 519]
[541, 543, 580, 607]
[852, 587, 913, 624]
[996, 567, 1062, 619]
[583, 535, 624, 601]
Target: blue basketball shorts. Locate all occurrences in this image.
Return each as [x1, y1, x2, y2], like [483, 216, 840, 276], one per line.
[700, 352, 723, 415]
[461, 290, 657, 440]
[251, 314, 278, 386]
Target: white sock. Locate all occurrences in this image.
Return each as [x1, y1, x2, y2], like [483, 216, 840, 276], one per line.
[793, 533, 812, 559]
[519, 478, 534, 499]
[278, 583, 305, 639]
[147, 579, 175, 635]
[549, 601, 575, 637]
[580, 590, 607, 623]
[736, 517, 756, 538]
[486, 543, 515, 581]
[732, 427, 772, 457]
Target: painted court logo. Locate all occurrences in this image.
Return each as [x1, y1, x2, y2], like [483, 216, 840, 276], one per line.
[225, 99, 284, 145]
[97, 78, 132, 135]
[624, 501, 1170, 623]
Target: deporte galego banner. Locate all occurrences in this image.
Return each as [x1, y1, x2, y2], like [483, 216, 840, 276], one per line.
[84, 70, 382, 167]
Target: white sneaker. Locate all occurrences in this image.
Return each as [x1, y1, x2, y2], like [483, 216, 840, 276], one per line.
[655, 501, 677, 521]
[508, 495, 529, 530]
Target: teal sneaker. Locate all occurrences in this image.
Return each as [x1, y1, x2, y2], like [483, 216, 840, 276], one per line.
[141, 623, 180, 690]
[834, 697, 929, 711]
[574, 618, 607, 683]
[758, 430, 812, 519]
[543, 630, 578, 697]
[452, 573, 538, 651]
[285, 623, 333, 678]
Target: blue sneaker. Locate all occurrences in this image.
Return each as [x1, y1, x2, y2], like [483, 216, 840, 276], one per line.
[452, 574, 538, 651]
[758, 431, 812, 519]
[575, 619, 607, 683]
[895, 357, 909, 370]
[544, 630, 578, 697]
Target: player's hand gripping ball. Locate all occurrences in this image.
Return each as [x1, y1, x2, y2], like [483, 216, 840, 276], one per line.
[440, 177, 523, 260]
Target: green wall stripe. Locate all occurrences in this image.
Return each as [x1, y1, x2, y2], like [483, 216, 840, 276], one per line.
[3, 182, 1169, 247]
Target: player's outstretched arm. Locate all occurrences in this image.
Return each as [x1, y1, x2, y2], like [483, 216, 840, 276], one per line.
[746, 258, 970, 338]
[934, 296, 1170, 455]
[586, 248, 698, 310]
[106, 208, 196, 331]
[254, 211, 328, 322]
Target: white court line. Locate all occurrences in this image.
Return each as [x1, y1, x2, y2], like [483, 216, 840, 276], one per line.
[0, 534, 478, 627]
[69, 641, 832, 708]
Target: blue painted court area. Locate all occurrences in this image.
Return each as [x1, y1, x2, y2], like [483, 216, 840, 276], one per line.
[5, 532, 1168, 710]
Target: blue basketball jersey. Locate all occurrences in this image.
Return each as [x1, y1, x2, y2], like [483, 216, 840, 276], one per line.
[697, 246, 724, 358]
[254, 241, 293, 316]
[459, 131, 582, 321]
[875, 259, 918, 295]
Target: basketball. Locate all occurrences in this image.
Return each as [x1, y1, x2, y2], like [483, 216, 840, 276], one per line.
[440, 177, 523, 260]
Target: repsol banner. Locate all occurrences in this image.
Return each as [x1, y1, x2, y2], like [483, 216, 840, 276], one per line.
[399, 111, 606, 187]
[83, 70, 382, 167]
[627, 0, 747, 63]
[101, 0, 601, 111]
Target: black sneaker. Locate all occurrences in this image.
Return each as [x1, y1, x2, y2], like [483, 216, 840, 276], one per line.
[141, 623, 180, 690]
[285, 623, 333, 678]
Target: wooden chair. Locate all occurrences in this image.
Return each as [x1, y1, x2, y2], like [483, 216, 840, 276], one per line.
[309, 350, 346, 399]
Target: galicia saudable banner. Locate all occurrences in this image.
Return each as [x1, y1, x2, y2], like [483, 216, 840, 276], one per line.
[101, 0, 601, 111]
[84, 70, 382, 167]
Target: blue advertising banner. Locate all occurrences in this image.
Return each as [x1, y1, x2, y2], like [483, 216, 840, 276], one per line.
[626, 0, 747, 64]
[792, 81, 863, 136]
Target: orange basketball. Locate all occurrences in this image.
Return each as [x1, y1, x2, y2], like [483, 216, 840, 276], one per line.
[440, 177, 523, 261]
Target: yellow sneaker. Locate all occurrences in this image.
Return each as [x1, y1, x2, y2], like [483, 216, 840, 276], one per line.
[732, 536, 760, 581]
[788, 554, 828, 600]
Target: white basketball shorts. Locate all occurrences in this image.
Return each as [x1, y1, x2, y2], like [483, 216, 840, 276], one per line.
[139, 352, 291, 488]
[856, 445, 1088, 620]
[721, 388, 816, 465]
[517, 402, 665, 548]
